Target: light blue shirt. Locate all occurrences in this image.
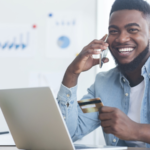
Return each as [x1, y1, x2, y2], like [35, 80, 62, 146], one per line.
[57, 57, 150, 148]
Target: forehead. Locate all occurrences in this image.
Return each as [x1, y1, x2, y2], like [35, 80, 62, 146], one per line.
[109, 10, 148, 28]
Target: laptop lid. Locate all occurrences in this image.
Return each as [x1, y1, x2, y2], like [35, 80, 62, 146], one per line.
[0, 87, 75, 150]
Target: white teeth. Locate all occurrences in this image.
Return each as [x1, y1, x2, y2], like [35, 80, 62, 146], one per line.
[119, 48, 134, 52]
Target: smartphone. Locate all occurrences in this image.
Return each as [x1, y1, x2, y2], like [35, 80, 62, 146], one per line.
[78, 98, 104, 113]
[99, 34, 109, 68]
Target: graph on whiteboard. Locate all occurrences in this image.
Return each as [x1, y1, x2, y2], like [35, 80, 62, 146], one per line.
[0, 24, 37, 57]
[46, 11, 83, 58]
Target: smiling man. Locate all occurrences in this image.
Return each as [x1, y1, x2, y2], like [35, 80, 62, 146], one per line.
[57, 0, 150, 148]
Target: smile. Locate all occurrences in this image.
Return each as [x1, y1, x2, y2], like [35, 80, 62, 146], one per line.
[118, 48, 134, 53]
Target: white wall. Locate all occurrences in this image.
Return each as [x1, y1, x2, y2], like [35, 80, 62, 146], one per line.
[0, 0, 96, 93]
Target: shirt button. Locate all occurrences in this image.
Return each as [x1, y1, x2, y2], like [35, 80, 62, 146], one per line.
[123, 78, 126, 82]
[125, 93, 128, 97]
[113, 139, 116, 142]
[63, 116, 66, 119]
[67, 94, 70, 97]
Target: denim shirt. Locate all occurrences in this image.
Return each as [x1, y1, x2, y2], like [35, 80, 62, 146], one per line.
[57, 57, 150, 148]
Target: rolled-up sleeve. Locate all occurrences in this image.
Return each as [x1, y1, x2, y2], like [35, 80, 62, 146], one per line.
[57, 84, 77, 120]
[57, 83, 101, 142]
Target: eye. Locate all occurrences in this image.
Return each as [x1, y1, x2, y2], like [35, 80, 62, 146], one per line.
[109, 30, 118, 35]
[129, 28, 139, 33]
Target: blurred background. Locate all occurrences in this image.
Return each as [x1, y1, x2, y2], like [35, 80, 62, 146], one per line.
[0, 0, 149, 146]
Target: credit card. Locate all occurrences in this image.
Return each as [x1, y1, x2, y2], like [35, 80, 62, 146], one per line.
[78, 98, 103, 113]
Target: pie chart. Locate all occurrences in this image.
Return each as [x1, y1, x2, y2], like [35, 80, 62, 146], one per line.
[57, 36, 70, 49]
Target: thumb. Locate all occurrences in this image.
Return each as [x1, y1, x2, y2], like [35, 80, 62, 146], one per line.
[101, 34, 108, 41]
[92, 59, 99, 66]
[102, 57, 109, 63]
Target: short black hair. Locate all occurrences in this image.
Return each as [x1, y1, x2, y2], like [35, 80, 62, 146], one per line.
[110, 0, 150, 18]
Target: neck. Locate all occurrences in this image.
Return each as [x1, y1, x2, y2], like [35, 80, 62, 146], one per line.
[123, 53, 150, 87]
[124, 67, 144, 87]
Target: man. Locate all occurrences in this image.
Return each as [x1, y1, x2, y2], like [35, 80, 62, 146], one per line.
[57, 0, 150, 148]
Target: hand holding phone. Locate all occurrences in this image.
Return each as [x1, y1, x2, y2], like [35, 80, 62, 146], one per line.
[62, 35, 109, 88]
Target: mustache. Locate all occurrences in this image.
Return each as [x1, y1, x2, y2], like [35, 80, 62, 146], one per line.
[111, 43, 135, 48]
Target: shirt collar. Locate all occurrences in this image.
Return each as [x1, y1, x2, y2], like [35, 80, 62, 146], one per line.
[118, 56, 150, 87]
[142, 56, 150, 79]
[119, 70, 130, 88]
[119, 74, 124, 88]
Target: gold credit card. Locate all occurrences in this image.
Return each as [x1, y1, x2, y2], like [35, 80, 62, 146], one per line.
[78, 98, 103, 113]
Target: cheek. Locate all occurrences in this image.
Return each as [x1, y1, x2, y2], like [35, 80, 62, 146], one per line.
[135, 34, 148, 52]
[107, 36, 113, 47]
[107, 37, 116, 54]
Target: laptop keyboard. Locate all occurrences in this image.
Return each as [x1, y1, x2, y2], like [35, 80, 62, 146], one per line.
[74, 144, 98, 149]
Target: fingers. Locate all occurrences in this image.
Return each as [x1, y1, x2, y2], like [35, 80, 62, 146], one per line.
[86, 43, 108, 51]
[99, 106, 115, 113]
[82, 35, 109, 58]
[81, 49, 101, 58]
[92, 59, 99, 66]
[102, 57, 109, 63]
[101, 34, 108, 41]
[92, 57, 109, 66]
[99, 107, 114, 123]
[102, 127, 113, 134]
[76, 35, 109, 67]
[87, 39, 109, 49]
[99, 112, 111, 121]
[101, 120, 112, 128]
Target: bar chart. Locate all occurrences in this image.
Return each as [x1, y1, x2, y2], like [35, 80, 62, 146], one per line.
[0, 24, 36, 57]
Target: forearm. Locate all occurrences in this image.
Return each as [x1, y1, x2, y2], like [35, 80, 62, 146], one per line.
[136, 124, 150, 144]
[62, 68, 79, 88]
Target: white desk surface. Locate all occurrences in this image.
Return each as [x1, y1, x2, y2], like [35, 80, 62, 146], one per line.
[0, 134, 150, 150]
[0, 133, 15, 145]
[0, 147, 150, 150]
[0, 147, 19, 150]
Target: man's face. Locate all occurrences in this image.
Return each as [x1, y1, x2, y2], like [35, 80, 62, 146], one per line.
[108, 10, 150, 66]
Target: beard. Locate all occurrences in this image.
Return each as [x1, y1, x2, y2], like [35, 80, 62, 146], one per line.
[110, 43, 149, 73]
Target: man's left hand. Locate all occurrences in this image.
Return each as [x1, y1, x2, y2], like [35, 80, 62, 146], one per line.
[99, 106, 140, 141]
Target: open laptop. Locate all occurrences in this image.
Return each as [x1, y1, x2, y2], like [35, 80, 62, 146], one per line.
[0, 87, 127, 150]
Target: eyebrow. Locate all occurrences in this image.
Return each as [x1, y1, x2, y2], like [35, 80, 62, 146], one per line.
[108, 23, 140, 30]
[125, 23, 140, 28]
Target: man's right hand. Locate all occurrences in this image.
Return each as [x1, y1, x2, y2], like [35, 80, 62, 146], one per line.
[62, 35, 109, 88]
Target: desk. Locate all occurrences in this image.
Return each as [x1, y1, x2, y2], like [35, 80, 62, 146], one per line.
[0, 133, 15, 145]
[0, 147, 150, 150]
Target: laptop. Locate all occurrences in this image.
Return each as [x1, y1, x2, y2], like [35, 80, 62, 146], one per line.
[0, 87, 127, 150]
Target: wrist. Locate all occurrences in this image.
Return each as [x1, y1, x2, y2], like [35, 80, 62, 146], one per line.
[62, 68, 80, 88]
[132, 122, 142, 141]
[65, 68, 80, 80]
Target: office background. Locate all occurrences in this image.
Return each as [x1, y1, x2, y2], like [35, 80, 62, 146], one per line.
[0, 0, 113, 146]
[0, 0, 100, 145]
[1, 0, 149, 146]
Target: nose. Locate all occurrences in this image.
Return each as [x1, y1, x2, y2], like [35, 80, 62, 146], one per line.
[115, 31, 130, 43]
